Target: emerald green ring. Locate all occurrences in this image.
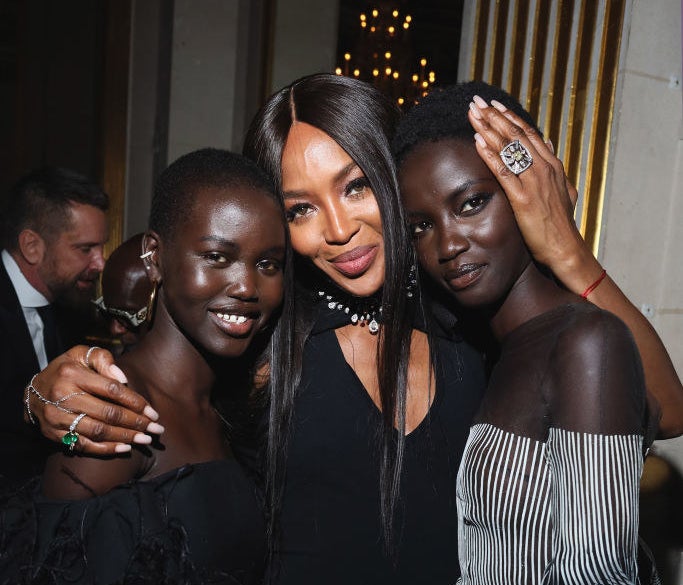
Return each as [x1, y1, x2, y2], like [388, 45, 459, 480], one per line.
[62, 413, 86, 452]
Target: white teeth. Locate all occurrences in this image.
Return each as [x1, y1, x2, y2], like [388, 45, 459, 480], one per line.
[216, 313, 248, 324]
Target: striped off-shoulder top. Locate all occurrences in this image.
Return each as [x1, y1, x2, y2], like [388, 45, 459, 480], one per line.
[455, 303, 653, 585]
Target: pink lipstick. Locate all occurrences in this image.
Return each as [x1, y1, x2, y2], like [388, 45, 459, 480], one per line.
[330, 245, 378, 278]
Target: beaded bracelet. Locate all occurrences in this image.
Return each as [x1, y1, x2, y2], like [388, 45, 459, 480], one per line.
[581, 269, 607, 299]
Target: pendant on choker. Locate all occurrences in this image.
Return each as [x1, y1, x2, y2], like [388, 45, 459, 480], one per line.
[318, 290, 382, 334]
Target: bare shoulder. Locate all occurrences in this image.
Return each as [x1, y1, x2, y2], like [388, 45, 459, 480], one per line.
[547, 304, 646, 435]
[41, 446, 148, 500]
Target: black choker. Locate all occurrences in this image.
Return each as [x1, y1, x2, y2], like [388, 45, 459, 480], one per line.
[317, 290, 382, 334]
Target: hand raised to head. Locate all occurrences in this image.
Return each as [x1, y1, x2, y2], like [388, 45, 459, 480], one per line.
[468, 96, 584, 273]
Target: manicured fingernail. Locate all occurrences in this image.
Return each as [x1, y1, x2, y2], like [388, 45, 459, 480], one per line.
[133, 433, 153, 444]
[143, 405, 160, 420]
[491, 99, 507, 112]
[469, 102, 482, 119]
[472, 95, 488, 108]
[108, 365, 128, 384]
[115, 444, 132, 453]
[474, 133, 486, 147]
[146, 422, 165, 434]
[546, 139, 554, 154]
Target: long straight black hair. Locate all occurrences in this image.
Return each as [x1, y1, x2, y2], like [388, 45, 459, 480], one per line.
[243, 73, 415, 557]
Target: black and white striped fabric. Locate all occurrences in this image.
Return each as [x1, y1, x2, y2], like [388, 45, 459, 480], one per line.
[456, 424, 643, 584]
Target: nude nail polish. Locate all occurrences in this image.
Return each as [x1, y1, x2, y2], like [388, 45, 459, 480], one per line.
[146, 421, 165, 434]
[133, 433, 153, 445]
[491, 99, 508, 112]
[472, 95, 488, 109]
[143, 405, 160, 420]
[469, 102, 482, 119]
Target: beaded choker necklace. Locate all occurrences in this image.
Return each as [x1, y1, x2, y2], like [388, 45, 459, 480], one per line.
[317, 290, 382, 334]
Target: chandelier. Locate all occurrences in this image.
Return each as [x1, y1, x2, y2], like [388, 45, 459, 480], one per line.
[335, 3, 436, 107]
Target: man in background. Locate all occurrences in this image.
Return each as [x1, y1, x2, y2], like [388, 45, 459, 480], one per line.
[0, 166, 108, 486]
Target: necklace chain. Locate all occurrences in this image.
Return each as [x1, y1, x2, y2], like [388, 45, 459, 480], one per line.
[317, 290, 381, 334]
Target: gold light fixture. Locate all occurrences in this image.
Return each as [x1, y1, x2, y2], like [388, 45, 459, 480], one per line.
[335, 3, 437, 107]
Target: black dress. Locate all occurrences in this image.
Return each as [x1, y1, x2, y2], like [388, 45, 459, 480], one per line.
[0, 459, 266, 585]
[271, 301, 487, 584]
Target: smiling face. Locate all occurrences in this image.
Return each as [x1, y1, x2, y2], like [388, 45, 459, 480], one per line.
[399, 139, 531, 309]
[157, 185, 286, 358]
[280, 122, 385, 297]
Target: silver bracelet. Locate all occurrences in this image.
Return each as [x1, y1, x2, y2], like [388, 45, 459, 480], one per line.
[24, 376, 37, 425]
[24, 374, 86, 423]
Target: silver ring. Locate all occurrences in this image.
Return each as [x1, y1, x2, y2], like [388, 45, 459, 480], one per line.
[500, 139, 533, 175]
[69, 412, 87, 433]
[62, 413, 86, 452]
[85, 346, 100, 369]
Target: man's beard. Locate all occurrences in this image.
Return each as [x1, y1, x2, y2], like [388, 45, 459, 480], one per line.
[44, 269, 99, 308]
[57, 282, 97, 307]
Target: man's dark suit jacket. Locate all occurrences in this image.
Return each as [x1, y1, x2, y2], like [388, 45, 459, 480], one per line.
[0, 260, 58, 488]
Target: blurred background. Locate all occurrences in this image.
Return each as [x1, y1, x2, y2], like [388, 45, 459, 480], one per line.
[0, 0, 682, 580]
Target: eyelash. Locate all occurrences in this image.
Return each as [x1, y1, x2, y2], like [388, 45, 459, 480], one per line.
[409, 220, 432, 237]
[285, 203, 312, 222]
[203, 252, 282, 274]
[257, 259, 283, 274]
[345, 177, 370, 197]
[284, 176, 371, 223]
[408, 192, 493, 237]
[460, 193, 492, 214]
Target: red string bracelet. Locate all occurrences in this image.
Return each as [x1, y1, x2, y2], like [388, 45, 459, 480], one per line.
[581, 269, 607, 299]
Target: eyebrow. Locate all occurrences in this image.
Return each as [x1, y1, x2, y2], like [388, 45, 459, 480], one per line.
[283, 161, 360, 200]
[448, 178, 497, 199]
[199, 236, 286, 256]
[199, 236, 239, 248]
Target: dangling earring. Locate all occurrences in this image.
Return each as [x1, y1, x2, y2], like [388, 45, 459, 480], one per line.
[145, 280, 159, 325]
[406, 264, 418, 298]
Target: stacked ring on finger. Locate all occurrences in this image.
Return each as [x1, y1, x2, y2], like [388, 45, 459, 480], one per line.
[85, 345, 101, 369]
[62, 412, 87, 452]
[500, 139, 533, 175]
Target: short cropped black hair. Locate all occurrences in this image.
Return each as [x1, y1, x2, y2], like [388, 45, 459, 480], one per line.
[393, 80, 541, 164]
[150, 148, 278, 238]
[2, 166, 108, 249]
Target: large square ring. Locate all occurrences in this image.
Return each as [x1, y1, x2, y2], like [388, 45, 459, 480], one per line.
[500, 139, 533, 175]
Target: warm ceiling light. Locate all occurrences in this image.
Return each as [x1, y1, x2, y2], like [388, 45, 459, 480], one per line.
[392, 10, 399, 17]
[385, 51, 391, 59]
[344, 53, 351, 61]
[372, 9, 378, 17]
[335, 67, 342, 75]
[353, 69, 360, 76]
[420, 58, 427, 66]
